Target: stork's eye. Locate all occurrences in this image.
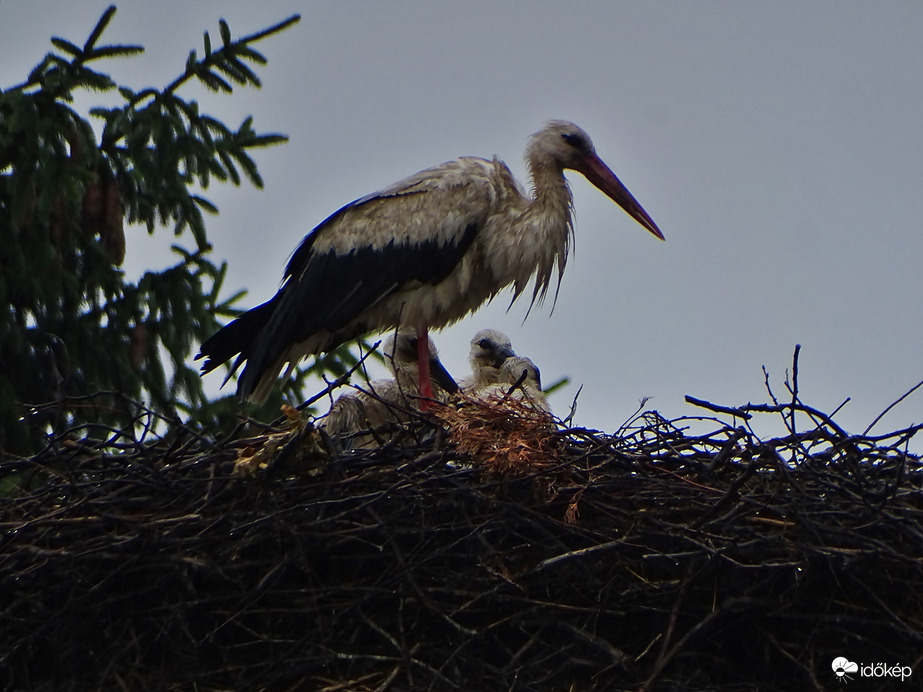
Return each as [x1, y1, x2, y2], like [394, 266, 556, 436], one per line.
[561, 132, 583, 148]
[478, 339, 492, 350]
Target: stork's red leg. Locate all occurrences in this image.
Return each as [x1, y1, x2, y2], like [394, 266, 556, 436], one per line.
[416, 327, 433, 411]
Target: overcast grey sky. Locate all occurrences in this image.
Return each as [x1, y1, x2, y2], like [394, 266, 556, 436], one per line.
[3, 2, 921, 441]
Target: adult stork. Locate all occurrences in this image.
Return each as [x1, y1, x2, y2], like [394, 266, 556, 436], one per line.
[197, 120, 664, 403]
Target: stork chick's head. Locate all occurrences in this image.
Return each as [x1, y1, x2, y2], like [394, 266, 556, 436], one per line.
[468, 328, 516, 386]
[527, 120, 664, 241]
[471, 354, 551, 413]
[500, 356, 542, 391]
[382, 331, 458, 394]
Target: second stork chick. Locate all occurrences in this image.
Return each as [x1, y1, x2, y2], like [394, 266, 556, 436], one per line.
[471, 355, 551, 413]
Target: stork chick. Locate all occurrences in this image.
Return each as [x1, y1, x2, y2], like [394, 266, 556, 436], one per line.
[471, 355, 551, 413]
[459, 328, 516, 391]
[320, 332, 456, 449]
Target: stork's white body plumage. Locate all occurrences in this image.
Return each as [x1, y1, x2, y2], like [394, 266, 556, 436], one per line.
[198, 121, 663, 402]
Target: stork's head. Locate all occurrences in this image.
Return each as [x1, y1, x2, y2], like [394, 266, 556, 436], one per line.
[469, 329, 516, 371]
[382, 331, 458, 393]
[527, 120, 664, 241]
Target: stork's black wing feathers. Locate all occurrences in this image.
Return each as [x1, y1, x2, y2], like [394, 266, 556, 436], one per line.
[290, 223, 480, 336]
[237, 222, 479, 398]
[198, 157, 498, 400]
[280, 189, 421, 282]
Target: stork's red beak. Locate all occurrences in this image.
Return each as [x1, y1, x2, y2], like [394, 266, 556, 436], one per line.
[577, 154, 664, 241]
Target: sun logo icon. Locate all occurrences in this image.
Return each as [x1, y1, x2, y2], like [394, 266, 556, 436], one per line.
[832, 657, 859, 683]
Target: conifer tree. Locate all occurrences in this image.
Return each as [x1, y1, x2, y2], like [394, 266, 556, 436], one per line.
[0, 7, 364, 454]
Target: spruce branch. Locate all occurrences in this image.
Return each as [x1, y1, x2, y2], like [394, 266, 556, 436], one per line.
[164, 14, 300, 96]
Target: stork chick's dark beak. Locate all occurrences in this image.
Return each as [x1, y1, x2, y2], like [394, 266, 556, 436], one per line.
[492, 344, 516, 369]
[577, 153, 665, 241]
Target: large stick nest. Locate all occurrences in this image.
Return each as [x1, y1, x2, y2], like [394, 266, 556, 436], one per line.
[2, 384, 922, 691]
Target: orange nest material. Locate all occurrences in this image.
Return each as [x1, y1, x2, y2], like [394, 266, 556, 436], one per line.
[433, 394, 562, 476]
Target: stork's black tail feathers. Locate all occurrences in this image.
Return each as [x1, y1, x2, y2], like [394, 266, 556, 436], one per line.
[196, 300, 277, 396]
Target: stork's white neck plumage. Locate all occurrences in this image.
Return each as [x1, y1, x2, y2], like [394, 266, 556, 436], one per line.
[518, 155, 575, 307]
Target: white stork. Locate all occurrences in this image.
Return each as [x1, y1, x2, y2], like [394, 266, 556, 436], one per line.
[458, 328, 517, 392]
[318, 331, 456, 448]
[197, 120, 663, 403]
